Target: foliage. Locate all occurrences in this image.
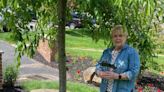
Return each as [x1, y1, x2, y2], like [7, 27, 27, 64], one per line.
[3, 64, 18, 87]
[0, 0, 58, 67]
[75, 0, 164, 72]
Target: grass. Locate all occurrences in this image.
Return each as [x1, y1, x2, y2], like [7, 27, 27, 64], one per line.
[147, 56, 164, 75]
[0, 32, 15, 43]
[65, 29, 106, 60]
[66, 48, 102, 60]
[156, 49, 164, 55]
[154, 56, 164, 65]
[66, 33, 106, 49]
[22, 80, 98, 92]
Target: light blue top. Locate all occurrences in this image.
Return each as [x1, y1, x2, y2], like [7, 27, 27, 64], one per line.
[96, 44, 140, 92]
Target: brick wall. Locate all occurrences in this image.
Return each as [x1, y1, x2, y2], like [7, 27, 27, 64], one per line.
[0, 51, 3, 89]
[37, 39, 57, 63]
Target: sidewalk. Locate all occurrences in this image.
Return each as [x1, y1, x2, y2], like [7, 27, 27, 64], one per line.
[0, 40, 59, 82]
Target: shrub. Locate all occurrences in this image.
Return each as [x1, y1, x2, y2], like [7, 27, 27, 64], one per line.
[3, 64, 18, 87]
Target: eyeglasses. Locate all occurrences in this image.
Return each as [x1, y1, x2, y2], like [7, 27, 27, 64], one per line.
[112, 34, 124, 38]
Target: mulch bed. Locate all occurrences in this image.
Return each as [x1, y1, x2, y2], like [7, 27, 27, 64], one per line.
[1, 85, 26, 92]
[137, 71, 164, 91]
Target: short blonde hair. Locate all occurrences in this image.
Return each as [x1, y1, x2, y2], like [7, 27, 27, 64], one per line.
[111, 25, 128, 37]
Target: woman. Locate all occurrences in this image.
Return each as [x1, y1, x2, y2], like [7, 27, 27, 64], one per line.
[95, 25, 140, 92]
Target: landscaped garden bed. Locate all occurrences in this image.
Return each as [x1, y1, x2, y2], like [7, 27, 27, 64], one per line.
[1, 85, 25, 92]
[33, 53, 164, 92]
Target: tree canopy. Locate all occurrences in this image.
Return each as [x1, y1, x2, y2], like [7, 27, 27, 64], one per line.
[75, 0, 164, 71]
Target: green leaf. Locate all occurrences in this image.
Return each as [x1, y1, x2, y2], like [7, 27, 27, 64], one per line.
[128, 0, 133, 5]
[2, 0, 7, 7]
[13, 0, 18, 8]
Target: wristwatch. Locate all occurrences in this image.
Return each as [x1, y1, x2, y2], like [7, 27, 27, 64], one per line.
[119, 74, 122, 79]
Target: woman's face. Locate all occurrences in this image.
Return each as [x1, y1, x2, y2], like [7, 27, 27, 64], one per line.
[112, 31, 127, 48]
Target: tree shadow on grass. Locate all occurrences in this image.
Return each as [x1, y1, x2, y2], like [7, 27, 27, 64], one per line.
[66, 28, 92, 37]
[1, 85, 26, 92]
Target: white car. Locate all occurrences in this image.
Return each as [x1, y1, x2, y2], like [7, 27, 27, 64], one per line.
[27, 19, 37, 31]
[0, 14, 3, 25]
[0, 7, 12, 32]
[0, 14, 7, 32]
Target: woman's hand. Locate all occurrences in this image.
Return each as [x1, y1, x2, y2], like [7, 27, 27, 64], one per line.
[103, 71, 119, 80]
[98, 71, 109, 78]
[97, 70, 119, 80]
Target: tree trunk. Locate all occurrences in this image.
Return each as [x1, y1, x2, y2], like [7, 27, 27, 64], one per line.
[57, 0, 67, 92]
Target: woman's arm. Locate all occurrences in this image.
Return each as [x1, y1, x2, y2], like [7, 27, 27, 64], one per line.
[101, 49, 140, 80]
[95, 49, 109, 78]
[122, 49, 140, 80]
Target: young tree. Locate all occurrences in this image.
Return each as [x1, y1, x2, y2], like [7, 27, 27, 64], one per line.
[57, 0, 67, 91]
[0, 0, 67, 92]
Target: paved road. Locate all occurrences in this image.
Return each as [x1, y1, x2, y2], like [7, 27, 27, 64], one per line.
[0, 40, 59, 81]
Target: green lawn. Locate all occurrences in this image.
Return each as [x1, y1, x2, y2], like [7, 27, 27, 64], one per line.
[66, 33, 106, 49]
[0, 32, 15, 43]
[66, 48, 102, 60]
[154, 55, 164, 64]
[65, 29, 105, 60]
[22, 80, 98, 92]
[156, 49, 164, 55]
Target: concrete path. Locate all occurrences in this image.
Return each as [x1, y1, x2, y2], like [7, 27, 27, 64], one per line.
[31, 89, 59, 92]
[0, 40, 59, 81]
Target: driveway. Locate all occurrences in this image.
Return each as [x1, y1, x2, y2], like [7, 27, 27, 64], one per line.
[0, 40, 59, 81]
